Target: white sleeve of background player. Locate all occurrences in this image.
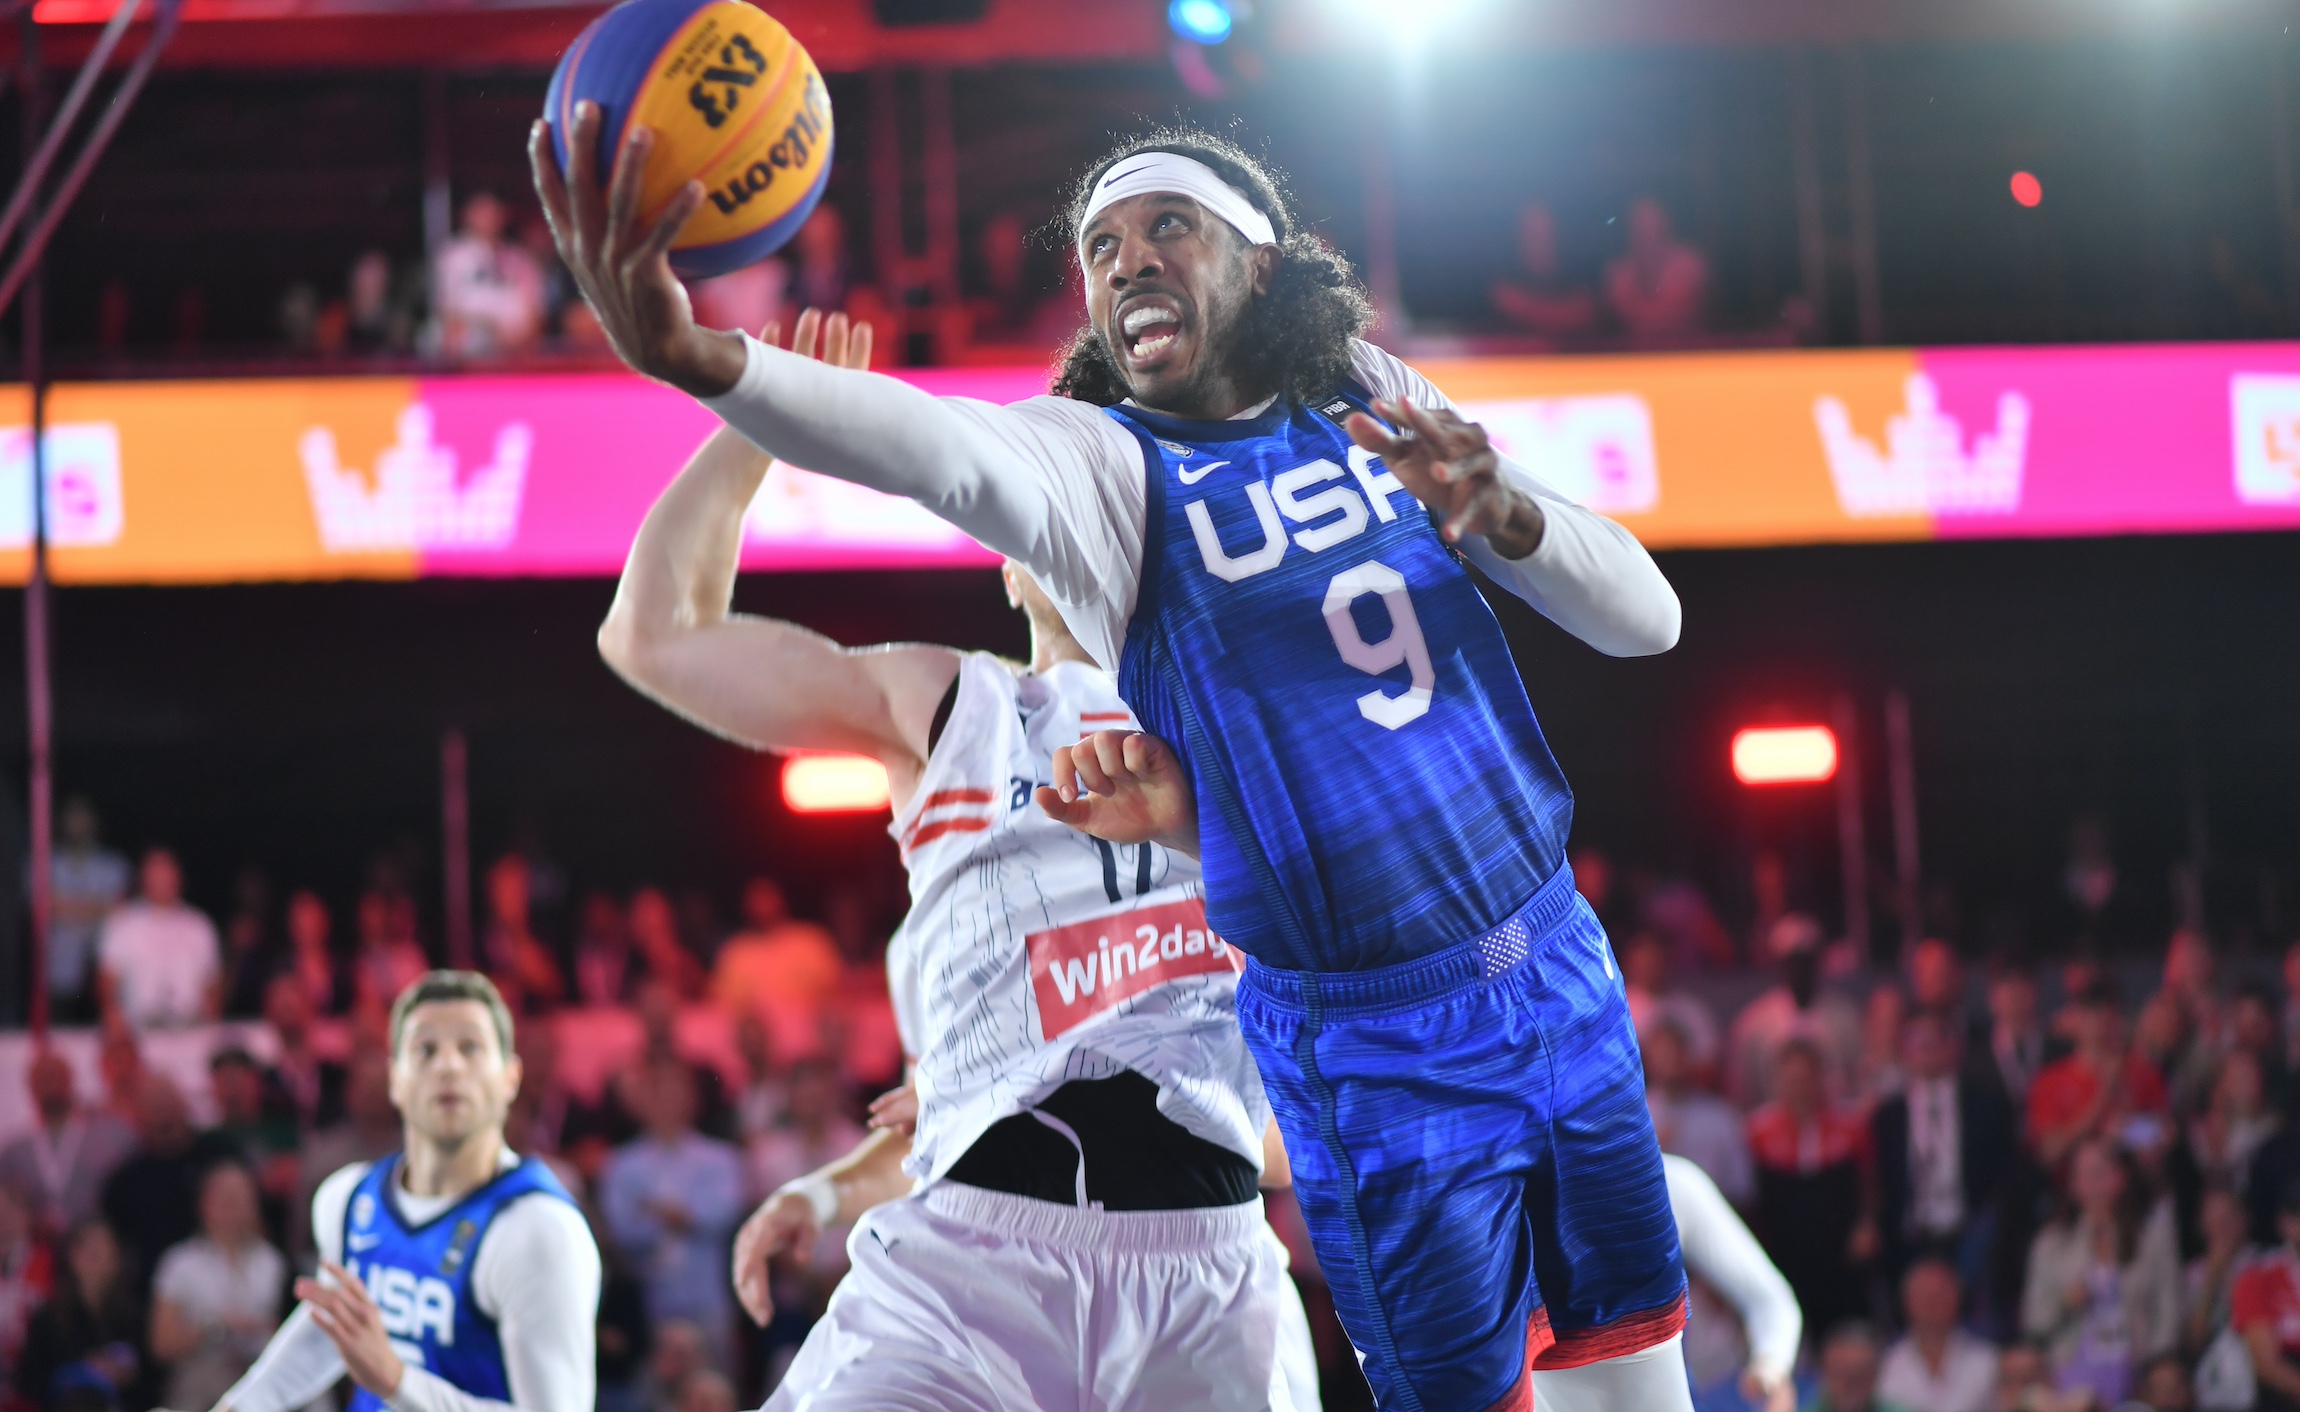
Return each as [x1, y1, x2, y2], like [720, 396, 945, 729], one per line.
[1346, 341, 1681, 657]
[388, 1196, 601, 1412]
[214, 1165, 368, 1412]
[699, 334, 1146, 667]
[1664, 1154, 1802, 1385]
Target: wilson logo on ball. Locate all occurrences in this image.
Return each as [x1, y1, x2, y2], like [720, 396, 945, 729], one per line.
[546, 0, 836, 279]
[708, 74, 830, 215]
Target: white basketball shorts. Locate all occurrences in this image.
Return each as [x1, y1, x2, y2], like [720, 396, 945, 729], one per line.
[764, 1181, 1320, 1412]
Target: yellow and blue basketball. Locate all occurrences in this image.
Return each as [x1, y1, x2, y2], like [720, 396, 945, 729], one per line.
[546, 0, 833, 280]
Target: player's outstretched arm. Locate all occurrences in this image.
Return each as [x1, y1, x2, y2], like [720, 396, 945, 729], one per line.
[733, 1121, 915, 1327]
[1035, 729, 1200, 859]
[534, 104, 1139, 670]
[596, 310, 959, 807]
[1342, 343, 1680, 657]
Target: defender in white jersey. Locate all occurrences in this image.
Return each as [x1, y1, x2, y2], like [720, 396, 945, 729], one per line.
[595, 311, 1313, 1412]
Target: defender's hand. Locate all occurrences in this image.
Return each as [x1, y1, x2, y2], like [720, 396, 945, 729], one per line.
[1036, 729, 1199, 859]
[298, 1263, 405, 1400]
[760, 307, 873, 372]
[731, 1191, 819, 1327]
[1345, 399, 1545, 558]
[529, 103, 745, 397]
[867, 1080, 918, 1136]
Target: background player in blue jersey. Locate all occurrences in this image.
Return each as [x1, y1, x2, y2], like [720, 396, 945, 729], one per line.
[211, 972, 598, 1412]
[536, 112, 1686, 1411]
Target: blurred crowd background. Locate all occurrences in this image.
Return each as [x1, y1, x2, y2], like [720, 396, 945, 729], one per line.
[0, 803, 2298, 1411]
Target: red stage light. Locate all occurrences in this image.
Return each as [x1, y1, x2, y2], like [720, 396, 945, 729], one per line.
[781, 753, 890, 813]
[1732, 725, 1839, 785]
[2010, 171, 2043, 208]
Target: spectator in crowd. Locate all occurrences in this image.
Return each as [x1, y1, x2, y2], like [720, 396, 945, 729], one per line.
[1910, 938, 1969, 1020]
[16, 1217, 144, 1412]
[204, 1048, 298, 1239]
[611, 979, 733, 1143]
[483, 853, 567, 1013]
[2227, 982, 2293, 1114]
[2171, 1049, 2278, 1244]
[789, 206, 849, 317]
[97, 847, 220, 1030]
[258, 972, 343, 1133]
[2234, 1180, 2300, 1412]
[2159, 930, 2227, 1114]
[289, 1049, 396, 1263]
[593, 1230, 652, 1412]
[1873, 1007, 2016, 1289]
[100, 1073, 236, 1278]
[0, 1048, 135, 1234]
[1624, 930, 1721, 1078]
[1604, 195, 1709, 339]
[2022, 1135, 2180, 1405]
[731, 1012, 786, 1143]
[2029, 983, 2170, 1173]
[218, 868, 275, 1020]
[2131, 1352, 2197, 1411]
[689, 256, 791, 344]
[47, 797, 129, 1023]
[2181, 1186, 2248, 1370]
[1728, 914, 1862, 1108]
[344, 248, 414, 354]
[434, 190, 546, 359]
[1990, 1340, 2094, 1412]
[1490, 201, 1597, 338]
[97, 1030, 142, 1126]
[962, 210, 1073, 351]
[147, 1160, 283, 1412]
[1879, 1258, 1998, 1412]
[1748, 1039, 1876, 1336]
[1809, 1320, 1904, 1412]
[1975, 960, 2050, 1112]
[629, 887, 703, 1000]
[1860, 984, 1910, 1106]
[709, 878, 841, 1056]
[281, 889, 347, 1016]
[0, 1180, 48, 1389]
[574, 891, 638, 1008]
[637, 1318, 706, 1412]
[349, 888, 429, 1017]
[599, 1061, 745, 1369]
[1645, 1017, 1753, 1207]
[674, 1368, 735, 1412]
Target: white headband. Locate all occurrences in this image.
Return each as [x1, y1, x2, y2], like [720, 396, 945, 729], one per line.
[1078, 151, 1278, 253]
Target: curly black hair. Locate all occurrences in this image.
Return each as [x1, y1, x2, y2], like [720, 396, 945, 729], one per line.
[1049, 126, 1374, 410]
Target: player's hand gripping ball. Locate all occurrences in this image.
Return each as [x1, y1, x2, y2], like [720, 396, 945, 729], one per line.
[544, 0, 833, 278]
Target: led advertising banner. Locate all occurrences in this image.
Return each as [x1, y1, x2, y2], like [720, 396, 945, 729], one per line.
[1, 341, 2297, 585]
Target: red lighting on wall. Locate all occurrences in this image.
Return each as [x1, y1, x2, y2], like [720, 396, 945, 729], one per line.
[2010, 171, 2043, 208]
[781, 753, 890, 813]
[1732, 725, 1839, 785]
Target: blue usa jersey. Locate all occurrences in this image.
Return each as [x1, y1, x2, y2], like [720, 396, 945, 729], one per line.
[341, 1154, 576, 1412]
[1111, 385, 1572, 973]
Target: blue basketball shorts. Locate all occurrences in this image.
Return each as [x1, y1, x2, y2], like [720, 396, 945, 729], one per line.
[1234, 865, 1687, 1412]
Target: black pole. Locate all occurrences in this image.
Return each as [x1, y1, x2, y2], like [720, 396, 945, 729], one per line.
[19, 9, 49, 1038]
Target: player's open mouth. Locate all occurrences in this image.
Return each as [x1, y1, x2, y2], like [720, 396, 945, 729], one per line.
[1119, 299, 1184, 362]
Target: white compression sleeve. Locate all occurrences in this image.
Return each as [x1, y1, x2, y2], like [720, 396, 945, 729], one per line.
[216, 1165, 365, 1412]
[698, 334, 1145, 668]
[1346, 341, 1681, 657]
[1665, 1153, 1802, 1385]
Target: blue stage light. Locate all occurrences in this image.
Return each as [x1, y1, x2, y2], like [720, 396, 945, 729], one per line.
[1168, 0, 1233, 44]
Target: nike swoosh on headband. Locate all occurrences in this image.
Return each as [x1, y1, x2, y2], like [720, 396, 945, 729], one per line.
[1176, 460, 1231, 485]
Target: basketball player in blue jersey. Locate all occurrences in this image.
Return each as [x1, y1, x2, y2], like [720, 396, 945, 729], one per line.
[210, 972, 598, 1412]
[536, 110, 1687, 1411]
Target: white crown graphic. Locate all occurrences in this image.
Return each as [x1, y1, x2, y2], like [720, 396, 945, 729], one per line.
[301, 403, 531, 552]
[1814, 373, 2028, 517]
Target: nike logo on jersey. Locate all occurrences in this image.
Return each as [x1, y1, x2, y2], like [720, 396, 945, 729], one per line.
[1176, 460, 1230, 485]
[347, 1233, 382, 1251]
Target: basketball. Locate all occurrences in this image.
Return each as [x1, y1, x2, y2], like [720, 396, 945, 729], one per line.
[545, 0, 833, 279]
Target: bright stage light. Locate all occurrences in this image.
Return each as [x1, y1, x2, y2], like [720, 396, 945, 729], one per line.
[1326, 0, 1479, 49]
[1731, 726, 1839, 786]
[781, 753, 891, 813]
[1169, 0, 1234, 43]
